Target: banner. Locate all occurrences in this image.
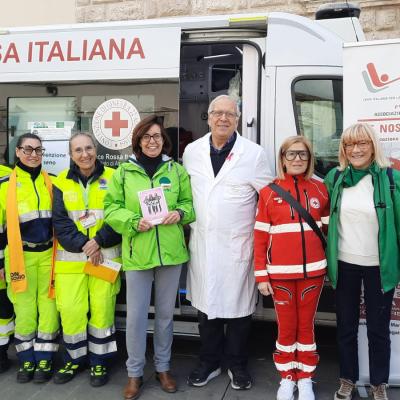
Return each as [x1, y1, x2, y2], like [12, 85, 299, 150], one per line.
[0, 26, 181, 82]
[344, 38, 400, 386]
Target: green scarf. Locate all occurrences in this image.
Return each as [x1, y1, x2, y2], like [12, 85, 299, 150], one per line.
[325, 162, 400, 291]
[342, 165, 369, 187]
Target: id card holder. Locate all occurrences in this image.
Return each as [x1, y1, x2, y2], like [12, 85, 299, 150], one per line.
[79, 212, 97, 229]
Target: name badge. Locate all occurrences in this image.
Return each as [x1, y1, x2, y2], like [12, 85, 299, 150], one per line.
[79, 212, 97, 229]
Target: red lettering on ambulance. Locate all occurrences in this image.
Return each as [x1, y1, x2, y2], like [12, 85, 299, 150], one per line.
[126, 38, 145, 59]
[109, 38, 125, 60]
[88, 39, 106, 60]
[3, 43, 20, 63]
[35, 41, 50, 62]
[82, 40, 88, 60]
[67, 40, 80, 61]
[47, 41, 65, 62]
[28, 42, 33, 62]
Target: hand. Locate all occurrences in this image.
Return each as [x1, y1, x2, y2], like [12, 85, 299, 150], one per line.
[90, 250, 104, 266]
[0, 268, 4, 281]
[162, 211, 181, 225]
[258, 281, 274, 296]
[138, 218, 153, 232]
[82, 239, 100, 258]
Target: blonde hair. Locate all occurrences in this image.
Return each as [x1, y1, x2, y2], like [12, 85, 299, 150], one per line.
[338, 123, 390, 170]
[277, 136, 315, 180]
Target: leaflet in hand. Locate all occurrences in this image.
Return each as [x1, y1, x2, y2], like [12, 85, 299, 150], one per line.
[138, 187, 169, 225]
[84, 259, 121, 283]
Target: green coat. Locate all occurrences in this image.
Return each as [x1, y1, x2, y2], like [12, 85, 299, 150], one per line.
[324, 164, 400, 292]
[104, 155, 195, 271]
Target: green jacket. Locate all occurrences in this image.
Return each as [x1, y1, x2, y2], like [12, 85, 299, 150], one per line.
[104, 155, 195, 271]
[324, 164, 400, 292]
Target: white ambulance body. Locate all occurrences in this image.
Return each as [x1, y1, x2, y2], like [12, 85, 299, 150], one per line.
[0, 7, 364, 332]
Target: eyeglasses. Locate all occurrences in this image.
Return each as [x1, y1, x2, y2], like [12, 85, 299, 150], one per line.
[283, 150, 310, 161]
[18, 146, 45, 156]
[209, 110, 238, 119]
[72, 145, 96, 155]
[344, 141, 371, 151]
[141, 133, 163, 143]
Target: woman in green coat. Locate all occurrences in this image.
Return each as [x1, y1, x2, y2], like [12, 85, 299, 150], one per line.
[324, 123, 400, 400]
[104, 115, 195, 400]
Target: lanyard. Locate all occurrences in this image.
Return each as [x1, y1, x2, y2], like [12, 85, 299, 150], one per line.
[78, 178, 93, 214]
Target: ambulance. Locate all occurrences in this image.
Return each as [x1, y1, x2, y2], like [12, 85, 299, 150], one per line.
[0, 3, 364, 333]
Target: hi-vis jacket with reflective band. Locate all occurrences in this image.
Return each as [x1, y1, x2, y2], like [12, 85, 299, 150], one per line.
[254, 174, 329, 282]
[0, 165, 53, 269]
[0, 165, 11, 178]
[104, 155, 195, 271]
[52, 162, 121, 274]
[0, 166, 11, 274]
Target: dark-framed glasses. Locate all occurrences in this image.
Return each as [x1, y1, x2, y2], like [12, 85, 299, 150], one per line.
[141, 133, 163, 143]
[344, 141, 371, 151]
[18, 146, 45, 156]
[283, 150, 310, 161]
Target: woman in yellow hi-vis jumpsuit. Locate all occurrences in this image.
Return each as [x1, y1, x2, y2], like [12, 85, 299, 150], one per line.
[0, 133, 59, 383]
[0, 164, 13, 373]
[52, 133, 121, 387]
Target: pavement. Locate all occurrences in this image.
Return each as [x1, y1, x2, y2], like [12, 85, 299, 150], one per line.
[0, 323, 398, 400]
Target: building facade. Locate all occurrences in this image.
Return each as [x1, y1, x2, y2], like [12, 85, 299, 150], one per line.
[0, 0, 76, 27]
[76, 0, 400, 40]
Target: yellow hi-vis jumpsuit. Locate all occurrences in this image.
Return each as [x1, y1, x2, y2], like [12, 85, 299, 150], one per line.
[0, 166, 59, 363]
[52, 163, 121, 366]
[0, 167, 14, 352]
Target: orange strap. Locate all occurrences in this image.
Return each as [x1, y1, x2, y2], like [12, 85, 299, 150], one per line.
[7, 169, 55, 295]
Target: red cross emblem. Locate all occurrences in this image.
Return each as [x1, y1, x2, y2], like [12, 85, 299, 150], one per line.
[104, 111, 129, 137]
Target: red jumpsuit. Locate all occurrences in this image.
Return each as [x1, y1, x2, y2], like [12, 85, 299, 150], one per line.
[254, 174, 329, 380]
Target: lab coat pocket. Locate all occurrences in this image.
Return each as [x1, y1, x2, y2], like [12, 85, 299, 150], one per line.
[223, 181, 252, 202]
[231, 231, 253, 263]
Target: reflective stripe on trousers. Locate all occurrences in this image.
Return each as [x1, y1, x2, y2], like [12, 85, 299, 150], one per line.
[0, 319, 14, 336]
[15, 330, 59, 354]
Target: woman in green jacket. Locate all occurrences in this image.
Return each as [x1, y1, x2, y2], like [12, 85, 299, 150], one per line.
[104, 115, 195, 400]
[324, 123, 400, 400]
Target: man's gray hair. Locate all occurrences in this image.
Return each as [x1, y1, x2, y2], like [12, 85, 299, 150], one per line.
[208, 95, 241, 117]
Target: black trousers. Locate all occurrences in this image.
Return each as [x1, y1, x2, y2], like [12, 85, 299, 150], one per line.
[197, 310, 252, 369]
[336, 261, 395, 386]
[0, 288, 14, 353]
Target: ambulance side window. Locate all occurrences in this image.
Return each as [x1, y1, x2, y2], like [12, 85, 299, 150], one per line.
[292, 78, 343, 177]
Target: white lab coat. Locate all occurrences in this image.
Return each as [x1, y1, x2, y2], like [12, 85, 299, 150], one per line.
[183, 133, 272, 319]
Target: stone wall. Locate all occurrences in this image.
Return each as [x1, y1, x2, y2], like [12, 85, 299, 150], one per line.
[76, 0, 400, 39]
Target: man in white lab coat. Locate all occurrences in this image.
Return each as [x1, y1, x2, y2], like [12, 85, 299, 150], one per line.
[183, 95, 272, 390]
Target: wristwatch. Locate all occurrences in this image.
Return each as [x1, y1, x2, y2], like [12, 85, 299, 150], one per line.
[176, 209, 184, 221]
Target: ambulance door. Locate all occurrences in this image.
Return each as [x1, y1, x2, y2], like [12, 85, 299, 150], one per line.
[179, 34, 264, 156]
[274, 66, 343, 177]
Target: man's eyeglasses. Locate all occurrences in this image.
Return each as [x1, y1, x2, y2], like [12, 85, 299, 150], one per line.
[72, 145, 96, 155]
[209, 110, 238, 119]
[343, 141, 371, 151]
[141, 133, 163, 143]
[18, 146, 45, 156]
[283, 150, 310, 161]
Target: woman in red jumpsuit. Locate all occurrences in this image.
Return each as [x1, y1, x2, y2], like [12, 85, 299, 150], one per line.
[254, 136, 329, 400]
